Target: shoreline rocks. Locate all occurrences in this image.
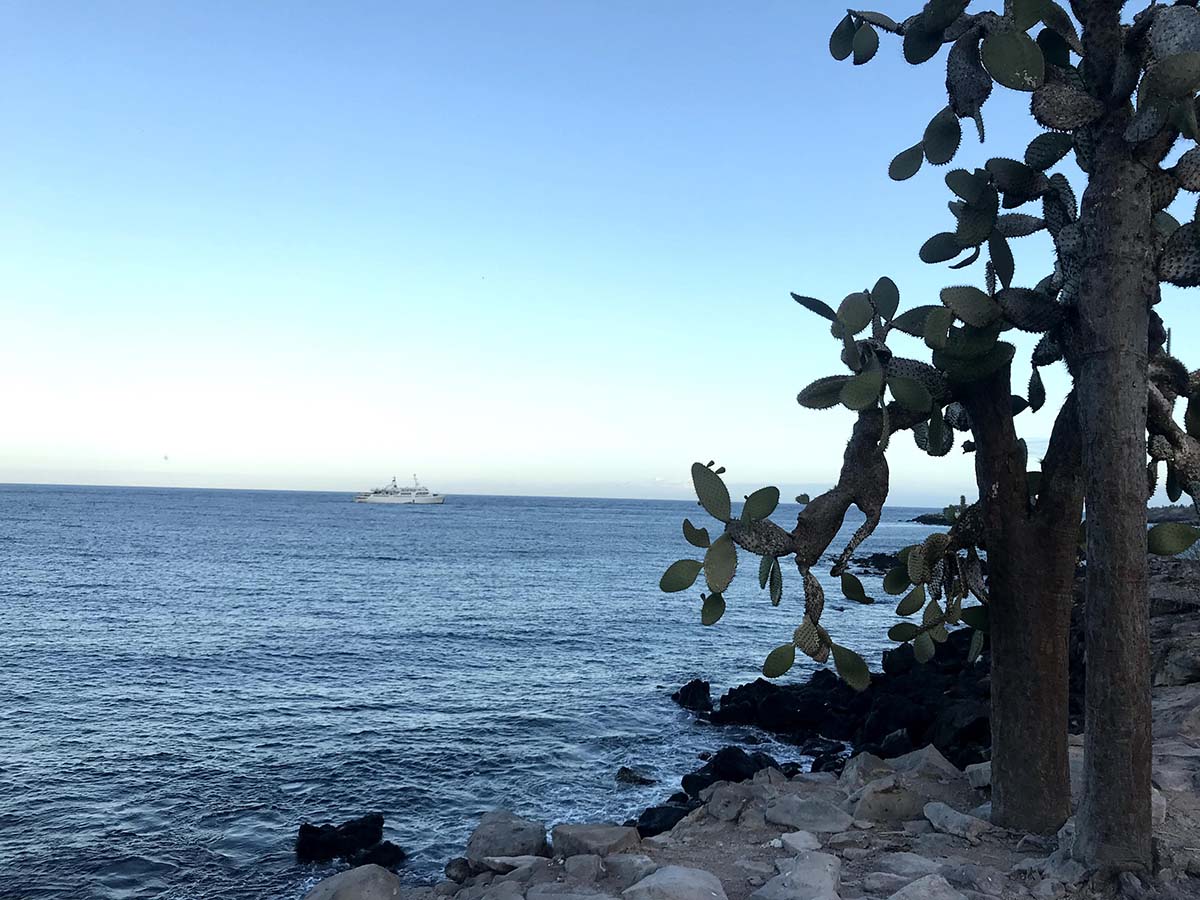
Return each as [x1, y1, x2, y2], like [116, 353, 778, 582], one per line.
[296, 813, 406, 871]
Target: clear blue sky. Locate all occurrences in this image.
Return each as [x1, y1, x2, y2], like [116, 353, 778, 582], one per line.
[2, 2, 1195, 502]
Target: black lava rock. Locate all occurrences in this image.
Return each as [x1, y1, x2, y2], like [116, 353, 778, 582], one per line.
[636, 804, 690, 837]
[671, 679, 712, 711]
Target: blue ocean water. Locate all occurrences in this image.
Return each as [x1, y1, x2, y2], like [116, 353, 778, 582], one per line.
[0, 486, 940, 900]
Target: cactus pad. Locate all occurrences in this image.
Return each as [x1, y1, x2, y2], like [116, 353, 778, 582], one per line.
[981, 28, 1045, 91]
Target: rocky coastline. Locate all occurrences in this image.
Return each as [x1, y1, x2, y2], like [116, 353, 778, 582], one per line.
[300, 558, 1200, 900]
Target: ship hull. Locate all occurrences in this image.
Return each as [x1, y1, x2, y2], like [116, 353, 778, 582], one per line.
[354, 494, 446, 504]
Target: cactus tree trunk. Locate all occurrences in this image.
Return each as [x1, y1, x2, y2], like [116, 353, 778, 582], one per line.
[964, 372, 1082, 834]
[1072, 4, 1154, 873]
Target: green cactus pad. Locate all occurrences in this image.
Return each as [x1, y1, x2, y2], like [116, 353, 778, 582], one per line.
[913, 631, 936, 663]
[742, 486, 780, 522]
[769, 558, 783, 606]
[907, 546, 931, 586]
[841, 572, 874, 604]
[888, 375, 934, 412]
[924, 307, 955, 350]
[945, 168, 987, 203]
[1160, 223, 1200, 287]
[954, 187, 1000, 246]
[888, 622, 920, 642]
[829, 13, 856, 61]
[934, 340, 1016, 383]
[995, 212, 1046, 237]
[1148, 523, 1200, 556]
[763, 642, 796, 678]
[1031, 80, 1104, 131]
[692, 462, 732, 522]
[703, 534, 738, 592]
[1172, 147, 1200, 192]
[791, 293, 837, 321]
[1029, 368, 1047, 412]
[758, 553, 773, 589]
[982, 29, 1045, 91]
[989, 232, 1015, 288]
[837, 291, 874, 335]
[1024, 131, 1073, 170]
[890, 142, 925, 181]
[701, 593, 726, 626]
[798, 375, 851, 410]
[998, 286, 1062, 332]
[924, 107, 962, 166]
[840, 366, 885, 410]
[904, 23, 945, 65]
[941, 285, 1002, 327]
[920, 232, 966, 264]
[683, 518, 711, 548]
[793, 619, 822, 656]
[853, 22, 880, 65]
[871, 276, 901, 320]
[891, 305, 943, 336]
[884, 565, 912, 595]
[1145, 52, 1200, 100]
[660, 559, 702, 593]
[831, 643, 871, 691]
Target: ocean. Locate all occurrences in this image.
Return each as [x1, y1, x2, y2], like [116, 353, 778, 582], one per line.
[0, 485, 940, 900]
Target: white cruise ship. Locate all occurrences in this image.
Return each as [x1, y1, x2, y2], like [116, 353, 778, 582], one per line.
[354, 475, 445, 504]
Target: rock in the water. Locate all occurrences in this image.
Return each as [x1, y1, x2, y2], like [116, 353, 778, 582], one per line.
[751, 851, 840, 900]
[553, 823, 640, 857]
[346, 840, 406, 870]
[924, 802, 993, 842]
[672, 679, 713, 711]
[623, 865, 727, 900]
[681, 746, 780, 797]
[617, 766, 656, 786]
[885, 873, 967, 900]
[635, 806, 688, 838]
[467, 810, 550, 862]
[302, 864, 402, 900]
[764, 797, 854, 832]
[296, 813, 386, 863]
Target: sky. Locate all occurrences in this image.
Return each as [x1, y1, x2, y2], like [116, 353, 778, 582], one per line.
[1, 1, 1196, 503]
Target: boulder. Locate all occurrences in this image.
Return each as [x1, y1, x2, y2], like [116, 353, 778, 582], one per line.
[604, 854, 658, 890]
[780, 830, 822, 853]
[924, 802, 992, 843]
[852, 775, 927, 823]
[345, 840, 406, 870]
[302, 864, 402, 900]
[635, 806, 688, 838]
[1154, 633, 1200, 686]
[623, 865, 727, 900]
[885, 873, 967, 900]
[467, 811, 550, 862]
[617, 766, 656, 786]
[566, 854, 604, 882]
[672, 679, 712, 711]
[839, 753, 894, 793]
[445, 857, 473, 883]
[751, 851, 840, 900]
[965, 762, 991, 789]
[764, 797, 854, 832]
[681, 746, 780, 797]
[296, 813, 386, 863]
[479, 855, 544, 874]
[527, 887, 617, 900]
[553, 824, 640, 858]
[874, 852, 942, 879]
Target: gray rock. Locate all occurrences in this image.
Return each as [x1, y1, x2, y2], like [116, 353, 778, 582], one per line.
[623, 865, 727, 900]
[842, 847, 873, 861]
[616, 766, 656, 786]
[1043, 850, 1087, 886]
[481, 856, 544, 874]
[751, 851, 840, 900]
[965, 763, 991, 790]
[497, 858, 549, 884]
[863, 872, 913, 894]
[446, 858, 473, 883]
[468, 811, 551, 862]
[839, 752, 894, 793]
[781, 831, 821, 853]
[434, 882, 458, 897]
[604, 854, 658, 890]
[875, 852, 942, 879]
[303, 865, 403, 900]
[1031, 879, 1063, 900]
[968, 803, 991, 821]
[923, 802, 992, 843]
[482, 884, 525, 900]
[941, 864, 1011, 897]
[527, 887, 617, 900]
[853, 775, 927, 822]
[566, 854, 604, 882]
[891, 745, 963, 781]
[553, 824, 640, 858]
[764, 797, 854, 832]
[903, 819, 933, 835]
[706, 782, 753, 822]
[885, 873, 967, 900]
